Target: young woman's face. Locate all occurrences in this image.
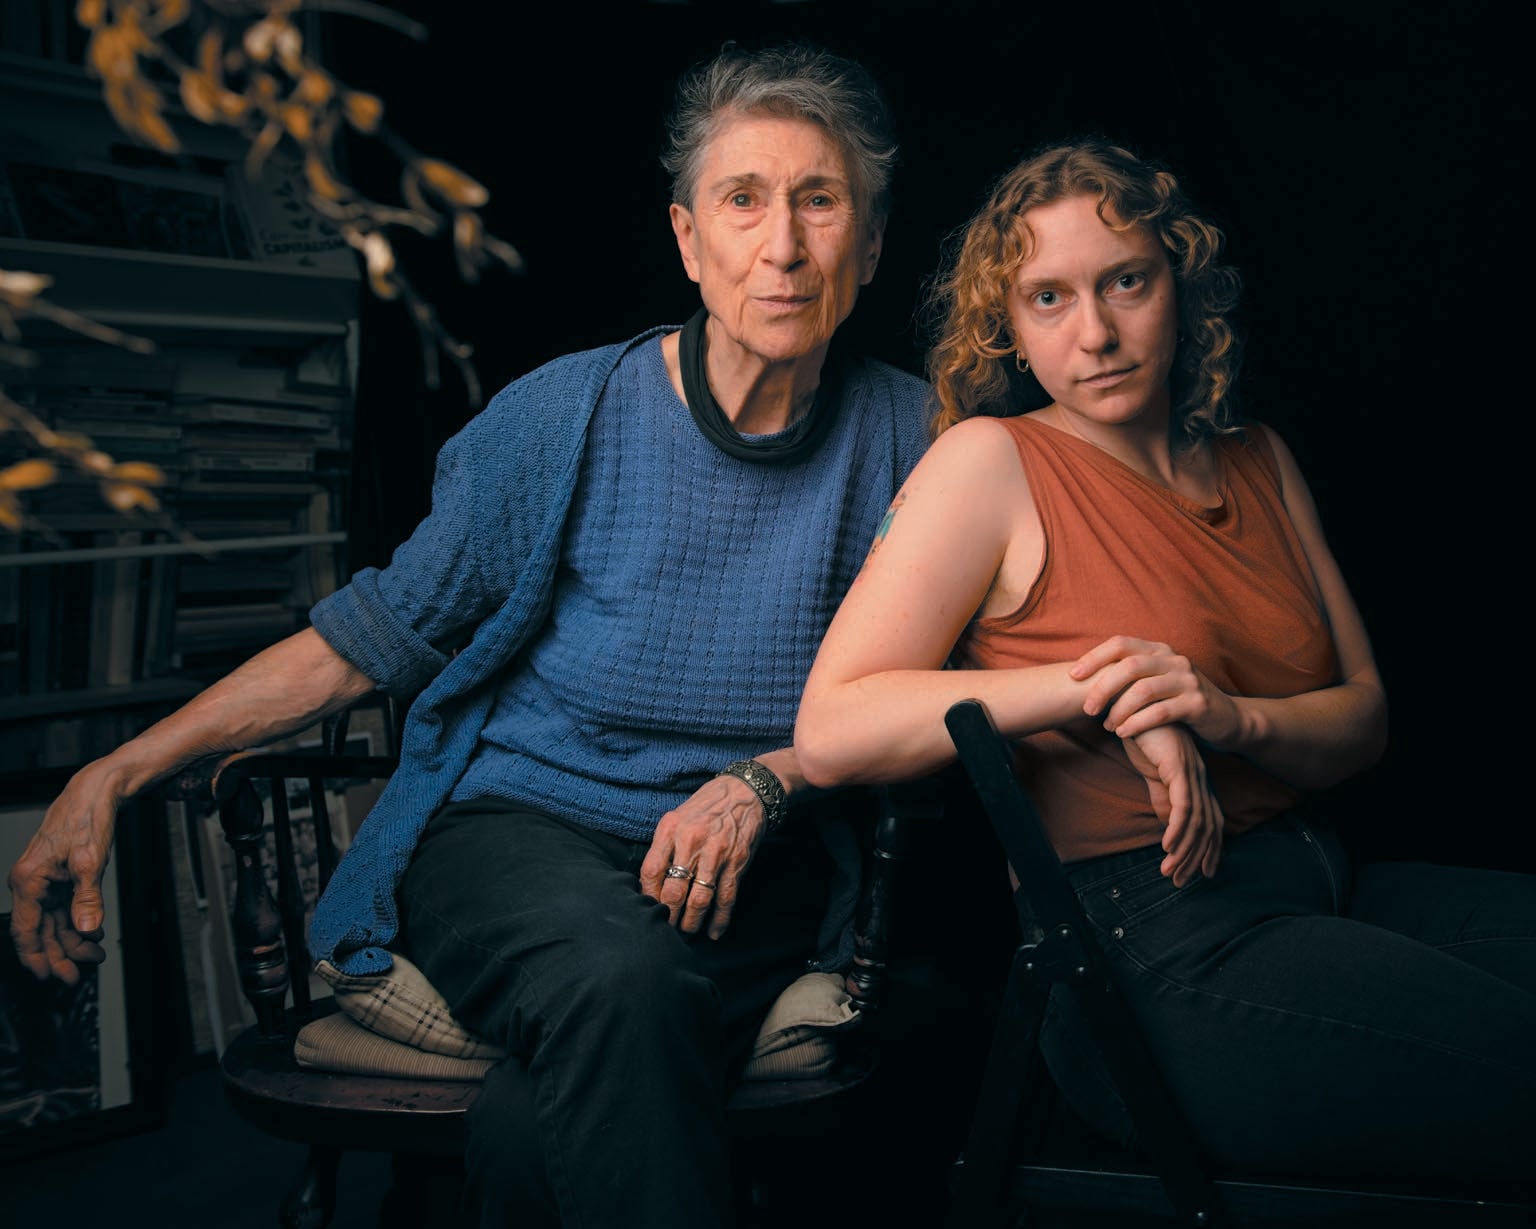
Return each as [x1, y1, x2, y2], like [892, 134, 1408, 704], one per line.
[1006, 193, 1179, 430]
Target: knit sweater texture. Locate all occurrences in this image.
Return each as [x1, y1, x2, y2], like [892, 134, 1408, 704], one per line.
[308, 327, 931, 975]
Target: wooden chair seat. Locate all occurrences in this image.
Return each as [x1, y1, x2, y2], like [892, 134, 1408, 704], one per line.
[221, 1004, 479, 1156]
[168, 713, 933, 1227]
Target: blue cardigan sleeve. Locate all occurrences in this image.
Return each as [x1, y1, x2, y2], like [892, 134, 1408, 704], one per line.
[310, 405, 523, 697]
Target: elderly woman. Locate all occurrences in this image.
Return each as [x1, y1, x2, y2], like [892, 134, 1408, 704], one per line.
[9, 43, 929, 1226]
[795, 139, 1536, 1183]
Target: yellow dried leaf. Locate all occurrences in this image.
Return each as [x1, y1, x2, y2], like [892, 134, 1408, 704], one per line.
[296, 69, 333, 107]
[137, 106, 179, 154]
[179, 70, 222, 124]
[0, 269, 53, 297]
[0, 496, 21, 531]
[274, 21, 303, 70]
[0, 459, 56, 491]
[79, 450, 114, 476]
[102, 482, 160, 514]
[108, 460, 165, 485]
[304, 155, 345, 201]
[342, 90, 383, 133]
[416, 159, 489, 209]
[281, 102, 313, 142]
[117, 7, 152, 53]
[453, 210, 483, 282]
[245, 121, 282, 181]
[244, 16, 279, 62]
[75, 0, 106, 30]
[49, 431, 93, 451]
[197, 29, 222, 78]
[216, 88, 250, 123]
[89, 27, 135, 83]
[358, 232, 399, 301]
[154, 0, 191, 26]
[482, 234, 526, 273]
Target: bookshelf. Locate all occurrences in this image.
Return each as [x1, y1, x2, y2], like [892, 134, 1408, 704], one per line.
[0, 53, 364, 772]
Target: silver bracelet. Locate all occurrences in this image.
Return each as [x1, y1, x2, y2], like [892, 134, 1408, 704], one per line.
[720, 758, 789, 834]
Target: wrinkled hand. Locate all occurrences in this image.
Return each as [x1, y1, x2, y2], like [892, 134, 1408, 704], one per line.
[639, 774, 766, 940]
[1072, 635, 1242, 747]
[7, 763, 119, 984]
[1122, 725, 1222, 886]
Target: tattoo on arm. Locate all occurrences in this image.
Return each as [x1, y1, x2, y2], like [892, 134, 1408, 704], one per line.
[856, 491, 907, 579]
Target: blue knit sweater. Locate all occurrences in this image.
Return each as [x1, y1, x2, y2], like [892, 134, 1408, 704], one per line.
[308, 327, 930, 975]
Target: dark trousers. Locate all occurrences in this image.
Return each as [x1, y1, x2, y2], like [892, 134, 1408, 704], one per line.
[1042, 811, 1536, 1182]
[398, 800, 831, 1228]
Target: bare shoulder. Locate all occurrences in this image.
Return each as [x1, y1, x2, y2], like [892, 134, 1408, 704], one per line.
[1244, 420, 1309, 496]
[917, 415, 1027, 483]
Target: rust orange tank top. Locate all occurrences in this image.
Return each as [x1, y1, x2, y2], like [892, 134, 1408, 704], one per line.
[953, 415, 1338, 863]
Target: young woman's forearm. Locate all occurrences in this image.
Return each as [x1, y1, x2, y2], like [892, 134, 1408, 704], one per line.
[1222, 677, 1387, 789]
[795, 662, 1090, 788]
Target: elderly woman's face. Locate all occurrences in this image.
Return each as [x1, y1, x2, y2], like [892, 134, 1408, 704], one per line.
[670, 114, 882, 368]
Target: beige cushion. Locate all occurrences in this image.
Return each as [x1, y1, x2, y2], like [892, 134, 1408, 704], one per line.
[300, 959, 860, 1082]
[741, 970, 859, 1079]
[315, 954, 505, 1060]
[294, 1011, 496, 1080]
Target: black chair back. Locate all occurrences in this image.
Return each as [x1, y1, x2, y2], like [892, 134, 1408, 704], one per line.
[941, 697, 1536, 1229]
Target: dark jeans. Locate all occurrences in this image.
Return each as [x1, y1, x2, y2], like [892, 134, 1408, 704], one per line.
[1041, 811, 1536, 1182]
[397, 799, 831, 1229]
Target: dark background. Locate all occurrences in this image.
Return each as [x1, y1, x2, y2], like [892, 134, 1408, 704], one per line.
[329, 0, 1525, 874]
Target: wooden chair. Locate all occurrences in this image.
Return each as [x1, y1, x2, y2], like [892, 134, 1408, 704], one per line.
[165, 705, 933, 1228]
[940, 697, 1536, 1229]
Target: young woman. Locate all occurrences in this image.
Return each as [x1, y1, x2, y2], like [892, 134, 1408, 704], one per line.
[795, 139, 1536, 1182]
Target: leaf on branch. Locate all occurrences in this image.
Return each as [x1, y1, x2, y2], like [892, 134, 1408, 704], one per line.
[0, 459, 57, 492]
[305, 153, 347, 201]
[296, 69, 334, 107]
[108, 460, 166, 485]
[342, 90, 383, 133]
[415, 159, 490, 209]
[0, 269, 54, 299]
[453, 210, 483, 283]
[281, 102, 313, 142]
[102, 480, 161, 514]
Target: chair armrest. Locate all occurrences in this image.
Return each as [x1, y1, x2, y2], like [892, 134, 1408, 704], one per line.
[163, 747, 400, 807]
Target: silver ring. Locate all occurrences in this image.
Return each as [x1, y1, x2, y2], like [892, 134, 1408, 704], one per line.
[692, 878, 717, 891]
[664, 865, 693, 881]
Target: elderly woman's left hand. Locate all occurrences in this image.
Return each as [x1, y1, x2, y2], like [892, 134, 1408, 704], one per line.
[639, 774, 767, 940]
[1071, 634, 1244, 748]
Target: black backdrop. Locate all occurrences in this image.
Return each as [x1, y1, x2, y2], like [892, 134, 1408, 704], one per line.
[329, 0, 1528, 874]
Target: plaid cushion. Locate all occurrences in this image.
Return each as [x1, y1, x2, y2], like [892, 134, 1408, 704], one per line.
[315, 953, 506, 1060]
[294, 1011, 495, 1080]
[307, 958, 860, 1081]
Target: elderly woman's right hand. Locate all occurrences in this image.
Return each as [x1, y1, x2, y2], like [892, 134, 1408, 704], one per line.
[7, 760, 120, 984]
[1122, 725, 1223, 886]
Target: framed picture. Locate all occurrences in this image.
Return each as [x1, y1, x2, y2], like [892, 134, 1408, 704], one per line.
[0, 773, 168, 1162]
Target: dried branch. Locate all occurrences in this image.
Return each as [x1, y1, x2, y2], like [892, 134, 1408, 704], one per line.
[1, 0, 523, 530]
[79, 0, 523, 396]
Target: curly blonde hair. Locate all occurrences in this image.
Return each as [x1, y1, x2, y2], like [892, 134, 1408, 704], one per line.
[926, 140, 1242, 443]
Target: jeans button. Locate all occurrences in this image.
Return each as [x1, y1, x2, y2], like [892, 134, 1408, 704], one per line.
[1111, 926, 1125, 940]
[1110, 887, 1122, 900]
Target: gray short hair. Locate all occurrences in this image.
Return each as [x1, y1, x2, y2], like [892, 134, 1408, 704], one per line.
[660, 41, 898, 226]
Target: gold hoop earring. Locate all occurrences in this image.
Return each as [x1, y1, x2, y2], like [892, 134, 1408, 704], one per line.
[1015, 352, 1030, 373]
